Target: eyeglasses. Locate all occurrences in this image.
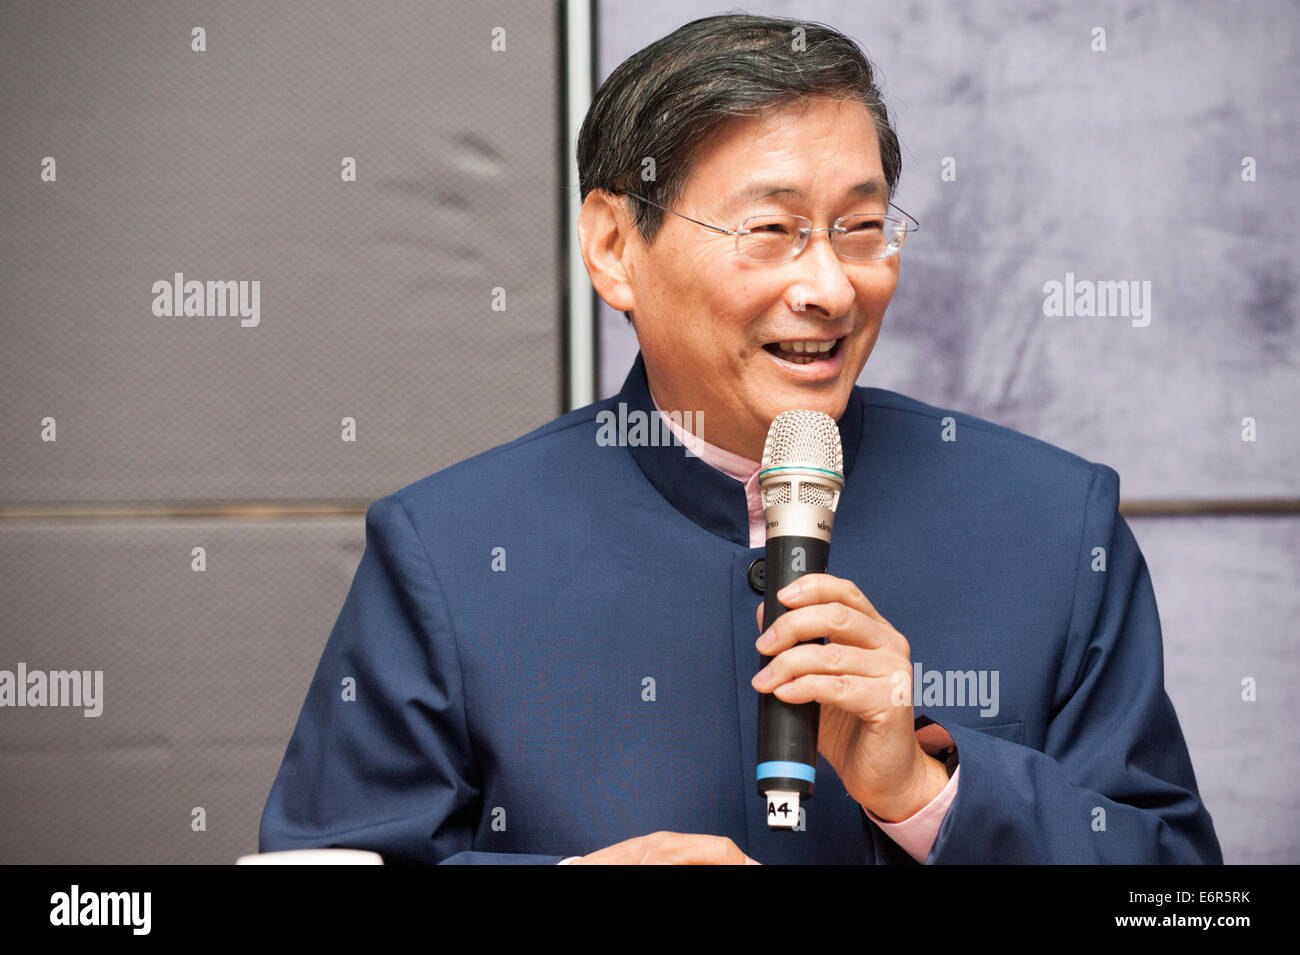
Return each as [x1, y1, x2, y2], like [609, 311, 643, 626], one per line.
[620, 190, 918, 262]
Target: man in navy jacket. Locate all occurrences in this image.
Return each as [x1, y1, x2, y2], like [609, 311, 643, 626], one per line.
[258, 348, 1221, 864]
[260, 13, 1221, 864]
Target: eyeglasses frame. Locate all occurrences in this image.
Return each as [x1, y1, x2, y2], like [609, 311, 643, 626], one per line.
[618, 189, 920, 261]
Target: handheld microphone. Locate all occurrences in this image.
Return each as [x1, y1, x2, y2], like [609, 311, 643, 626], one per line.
[756, 410, 844, 829]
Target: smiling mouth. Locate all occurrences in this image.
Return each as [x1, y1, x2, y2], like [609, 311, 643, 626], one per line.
[763, 337, 844, 365]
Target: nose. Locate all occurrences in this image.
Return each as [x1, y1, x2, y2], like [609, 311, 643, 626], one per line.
[785, 230, 856, 317]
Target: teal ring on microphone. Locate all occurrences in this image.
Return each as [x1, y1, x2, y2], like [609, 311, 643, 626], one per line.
[757, 760, 816, 782]
[758, 465, 843, 481]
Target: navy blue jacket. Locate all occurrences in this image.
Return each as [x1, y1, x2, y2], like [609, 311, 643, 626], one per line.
[259, 353, 1222, 864]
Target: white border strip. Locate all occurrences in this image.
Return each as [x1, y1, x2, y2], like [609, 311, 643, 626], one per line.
[565, 0, 595, 410]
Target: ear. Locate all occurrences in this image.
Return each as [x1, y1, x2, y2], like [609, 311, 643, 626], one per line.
[577, 190, 638, 314]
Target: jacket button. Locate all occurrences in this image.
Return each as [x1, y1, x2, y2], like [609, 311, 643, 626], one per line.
[747, 558, 765, 594]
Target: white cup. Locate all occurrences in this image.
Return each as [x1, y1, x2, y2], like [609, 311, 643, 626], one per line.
[236, 849, 383, 865]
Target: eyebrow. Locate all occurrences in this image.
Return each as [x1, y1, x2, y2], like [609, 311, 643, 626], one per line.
[727, 178, 888, 210]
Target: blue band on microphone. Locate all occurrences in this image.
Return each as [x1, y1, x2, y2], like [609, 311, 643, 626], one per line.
[756, 760, 816, 783]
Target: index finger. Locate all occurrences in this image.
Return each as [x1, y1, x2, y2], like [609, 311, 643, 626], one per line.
[770, 572, 887, 625]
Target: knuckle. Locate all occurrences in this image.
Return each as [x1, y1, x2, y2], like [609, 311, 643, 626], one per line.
[823, 642, 843, 667]
[829, 604, 852, 631]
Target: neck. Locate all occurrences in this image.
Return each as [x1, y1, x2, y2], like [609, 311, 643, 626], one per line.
[647, 383, 765, 464]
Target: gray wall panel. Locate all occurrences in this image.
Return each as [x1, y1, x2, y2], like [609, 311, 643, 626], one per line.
[1, 0, 562, 504]
[1130, 515, 1300, 864]
[0, 518, 359, 863]
[596, 0, 1298, 501]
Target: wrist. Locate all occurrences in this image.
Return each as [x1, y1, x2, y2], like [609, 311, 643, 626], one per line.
[869, 743, 953, 823]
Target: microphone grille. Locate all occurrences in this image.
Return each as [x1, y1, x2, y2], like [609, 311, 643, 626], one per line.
[761, 409, 844, 475]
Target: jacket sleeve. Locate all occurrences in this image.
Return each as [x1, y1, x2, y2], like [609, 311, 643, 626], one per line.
[925, 464, 1223, 864]
[258, 494, 565, 865]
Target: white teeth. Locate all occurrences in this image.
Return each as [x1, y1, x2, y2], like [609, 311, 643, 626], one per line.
[777, 340, 836, 354]
[773, 339, 837, 361]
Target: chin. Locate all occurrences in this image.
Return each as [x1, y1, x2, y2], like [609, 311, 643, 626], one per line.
[762, 388, 848, 421]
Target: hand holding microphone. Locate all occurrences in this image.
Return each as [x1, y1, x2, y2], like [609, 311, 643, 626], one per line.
[753, 411, 950, 828]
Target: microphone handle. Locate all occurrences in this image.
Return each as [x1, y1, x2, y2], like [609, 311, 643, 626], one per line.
[757, 531, 830, 806]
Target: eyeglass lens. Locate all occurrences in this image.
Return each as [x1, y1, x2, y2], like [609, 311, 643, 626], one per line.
[738, 214, 904, 261]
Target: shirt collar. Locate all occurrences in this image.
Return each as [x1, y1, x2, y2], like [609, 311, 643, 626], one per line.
[616, 351, 865, 547]
[648, 385, 760, 482]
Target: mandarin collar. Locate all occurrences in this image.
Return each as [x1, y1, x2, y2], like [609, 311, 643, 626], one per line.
[617, 352, 864, 547]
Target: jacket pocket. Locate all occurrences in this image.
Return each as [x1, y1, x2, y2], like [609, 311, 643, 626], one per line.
[967, 720, 1023, 744]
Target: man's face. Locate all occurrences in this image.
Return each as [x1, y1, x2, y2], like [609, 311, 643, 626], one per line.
[624, 97, 901, 461]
